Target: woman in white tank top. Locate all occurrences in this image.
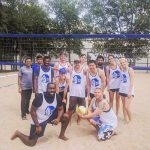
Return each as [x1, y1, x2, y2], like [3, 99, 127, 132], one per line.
[119, 58, 135, 123]
[55, 68, 69, 112]
[106, 55, 121, 115]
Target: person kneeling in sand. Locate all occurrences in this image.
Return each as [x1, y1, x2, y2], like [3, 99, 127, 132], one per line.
[11, 83, 69, 147]
[78, 88, 118, 141]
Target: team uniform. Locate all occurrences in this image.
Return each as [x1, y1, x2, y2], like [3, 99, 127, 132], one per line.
[34, 66, 54, 93]
[69, 69, 86, 111]
[30, 93, 62, 139]
[89, 69, 102, 99]
[108, 65, 121, 92]
[119, 68, 134, 97]
[90, 99, 117, 141]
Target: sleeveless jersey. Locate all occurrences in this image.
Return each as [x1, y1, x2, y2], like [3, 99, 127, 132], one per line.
[119, 68, 134, 95]
[58, 63, 69, 72]
[31, 93, 57, 124]
[92, 99, 117, 128]
[59, 78, 66, 92]
[108, 65, 121, 89]
[69, 69, 86, 98]
[89, 69, 102, 94]
[38, 66, 52, 93]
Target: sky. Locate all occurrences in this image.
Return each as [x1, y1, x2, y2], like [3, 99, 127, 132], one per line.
[39, 0, 46, 4]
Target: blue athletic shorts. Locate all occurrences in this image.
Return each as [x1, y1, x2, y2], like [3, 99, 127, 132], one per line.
[98, 124, 114, 141]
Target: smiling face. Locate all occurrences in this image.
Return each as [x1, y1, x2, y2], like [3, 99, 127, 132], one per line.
[119, 58, 128, 70]
[108, 55, 115, 64]
[25, 58, 32, 67]
[94, 88, 103, 101]
[37, 58, 43, 65]
[43, 58, 50, 67]
[60, 54, 66, 62]
[47, 83, 56, 96]
[97, 58, 104, 66]
[88, 62, 96, 72]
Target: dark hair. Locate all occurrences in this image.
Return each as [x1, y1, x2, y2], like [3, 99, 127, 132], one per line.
[97, 55, 104, 61]
[108, 54, 114, 59]
[24, 57, 32, 62]
[43, 56, 51, 61]
[36, 54, 43, 60]
[47, 82, 56, 88]
[80, 54, 86, 57]
[88, 60, 96, 65]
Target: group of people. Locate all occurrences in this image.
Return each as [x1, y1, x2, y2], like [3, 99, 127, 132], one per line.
[11, 51, 134, 146]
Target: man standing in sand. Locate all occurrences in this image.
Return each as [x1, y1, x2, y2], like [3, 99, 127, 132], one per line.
[78, 88, 117, 141]
[67, 60, 87, 123]
[18, 57, 33, 120]
[11, 83, 69, 146]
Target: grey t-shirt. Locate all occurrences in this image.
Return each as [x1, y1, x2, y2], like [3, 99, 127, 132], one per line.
[18, 66, 33, 90]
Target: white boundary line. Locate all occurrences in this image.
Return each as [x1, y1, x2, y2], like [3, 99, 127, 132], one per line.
[0, 74, 17, 78]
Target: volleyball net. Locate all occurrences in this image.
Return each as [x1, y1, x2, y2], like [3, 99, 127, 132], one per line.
[0, 34, 150, 72]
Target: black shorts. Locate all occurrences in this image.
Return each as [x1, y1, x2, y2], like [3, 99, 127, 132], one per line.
[29, 111, 58, 139]
[69, 96, 85, 111]
[119, 92, 134, 98]
[109, 89, 119, 93]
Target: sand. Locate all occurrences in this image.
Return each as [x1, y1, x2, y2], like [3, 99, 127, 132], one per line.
[0, 72, 150, 150]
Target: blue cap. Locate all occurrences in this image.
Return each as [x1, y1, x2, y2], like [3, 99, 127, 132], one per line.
[59, 68, 67, 74]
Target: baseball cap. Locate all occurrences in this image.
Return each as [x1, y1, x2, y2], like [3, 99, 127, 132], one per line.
[59, 68, 67, 74]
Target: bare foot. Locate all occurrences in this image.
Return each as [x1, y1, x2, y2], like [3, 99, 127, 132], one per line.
[59, 135, 69, 141]
[11, 130, 19, 140]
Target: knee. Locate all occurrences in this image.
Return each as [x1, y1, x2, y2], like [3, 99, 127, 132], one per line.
[62, 113, 69, 121]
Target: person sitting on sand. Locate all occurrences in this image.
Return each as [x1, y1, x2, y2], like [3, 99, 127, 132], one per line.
[11, 83, 69, 146]
[78, 88, 117, 141]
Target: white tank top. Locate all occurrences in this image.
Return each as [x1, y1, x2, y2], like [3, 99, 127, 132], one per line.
[119, 68, 134, 95]
[58, 63, 69, 71]
[31, 93, 57, 124]
[92, 99, 117, 128]
[38, 66, 52, 93]
[69, 69, 86, 97]
[108, 64, 121, 89]
[89, 69, 102, 94]
[59, 79, 66, 92]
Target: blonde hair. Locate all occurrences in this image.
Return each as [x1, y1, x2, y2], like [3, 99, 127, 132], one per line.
[119, 57, 129, 70]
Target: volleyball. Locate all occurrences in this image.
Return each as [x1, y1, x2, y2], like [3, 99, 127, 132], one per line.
[76, 106, 87, 115]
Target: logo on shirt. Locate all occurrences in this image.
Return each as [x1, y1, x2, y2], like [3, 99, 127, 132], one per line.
[45, 106, 55, 116]
[112, 70, 120, 79]
[91, 78, 99, 87]
[60, 85, 65, 91]
[41, 74, 49, 83]
[73, 75, 81, 84]
[121, 74, 127, 83]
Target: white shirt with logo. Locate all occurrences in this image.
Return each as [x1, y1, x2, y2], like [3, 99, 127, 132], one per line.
[69, 69, 86, 98]
[31, 93, 57, 124]
[38, 66, 52, 93]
